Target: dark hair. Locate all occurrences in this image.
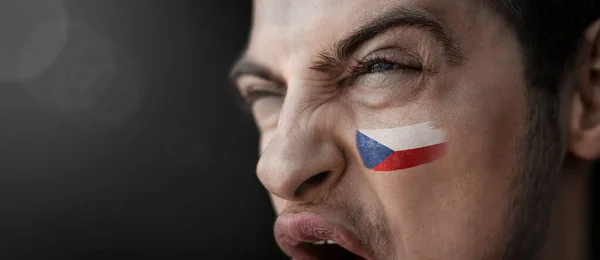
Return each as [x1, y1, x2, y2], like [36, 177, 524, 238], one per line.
[489, 0, 599, 94]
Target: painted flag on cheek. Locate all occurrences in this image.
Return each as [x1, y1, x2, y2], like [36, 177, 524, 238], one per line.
[356, 121, 448, 172]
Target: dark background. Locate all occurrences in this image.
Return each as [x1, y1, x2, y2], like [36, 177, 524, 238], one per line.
[0, 1, 284, 259]
[0, 1, 595, 259]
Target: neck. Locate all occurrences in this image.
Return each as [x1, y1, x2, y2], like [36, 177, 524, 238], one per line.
[542, 162, 589, 260]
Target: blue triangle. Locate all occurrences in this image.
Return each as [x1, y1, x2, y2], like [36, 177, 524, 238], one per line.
[356, 131, 394, 169]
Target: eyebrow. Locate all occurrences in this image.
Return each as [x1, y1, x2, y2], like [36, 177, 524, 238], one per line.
[229, 6, 465, 83]
[229, 58, 285, 86]
[312, 6, 465, 74]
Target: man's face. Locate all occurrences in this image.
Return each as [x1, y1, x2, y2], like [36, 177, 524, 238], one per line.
[233, 0, 560, 259]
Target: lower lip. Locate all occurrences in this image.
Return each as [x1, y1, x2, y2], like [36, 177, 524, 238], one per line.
[274, 213, 370, 259]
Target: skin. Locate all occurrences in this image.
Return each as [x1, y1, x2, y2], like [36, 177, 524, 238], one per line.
[232, 0, 600, 259]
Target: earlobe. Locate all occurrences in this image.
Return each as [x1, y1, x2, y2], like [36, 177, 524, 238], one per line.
[569, 19, 600, 160]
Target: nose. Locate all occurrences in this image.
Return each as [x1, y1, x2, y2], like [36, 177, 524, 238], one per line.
[256, 113, 345, 203]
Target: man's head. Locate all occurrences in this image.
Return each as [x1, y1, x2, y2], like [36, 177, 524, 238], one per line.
[231, 1, 600, 259]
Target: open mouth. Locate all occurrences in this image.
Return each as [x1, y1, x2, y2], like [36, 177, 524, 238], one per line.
[274, 213, 372, 260]
[295, 239, 366, 259]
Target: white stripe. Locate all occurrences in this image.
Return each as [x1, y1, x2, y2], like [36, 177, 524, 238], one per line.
[359, 121, 447, 151]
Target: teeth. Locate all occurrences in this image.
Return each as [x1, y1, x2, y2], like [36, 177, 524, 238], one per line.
[311, 240, 336, 245]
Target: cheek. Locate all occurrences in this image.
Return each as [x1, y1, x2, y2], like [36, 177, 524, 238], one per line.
[364, 82, 528, 257]
[355, 121, 448, 172]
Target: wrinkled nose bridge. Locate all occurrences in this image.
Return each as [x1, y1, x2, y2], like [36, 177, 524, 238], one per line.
[277, 85, 315, 131]
[272, 85, 328, 141]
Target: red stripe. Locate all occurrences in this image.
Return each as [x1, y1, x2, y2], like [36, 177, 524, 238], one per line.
[371, 142, 448, 171]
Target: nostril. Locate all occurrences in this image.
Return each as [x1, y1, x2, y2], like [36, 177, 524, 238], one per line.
[305, 171, 330, 186]
[294, 171, 331, 197]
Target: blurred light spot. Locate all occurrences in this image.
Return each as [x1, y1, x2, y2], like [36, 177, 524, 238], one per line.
[0, 0, 68, 82]
[24, 21, 144, 131]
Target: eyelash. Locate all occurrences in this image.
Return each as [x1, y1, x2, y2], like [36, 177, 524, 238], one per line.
[348, 53, 423, 77]
[243, 88, 283, 106]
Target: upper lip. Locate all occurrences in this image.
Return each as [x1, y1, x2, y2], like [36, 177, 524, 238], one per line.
[274, 212, 372, 260]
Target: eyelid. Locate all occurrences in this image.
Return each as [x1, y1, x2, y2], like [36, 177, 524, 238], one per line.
[346, 47, 426, 77]
[247, 84, 285, 96]
[237, 75, 283, 94]
[242, 83, 286, 105]
[374, 47, 423, 65]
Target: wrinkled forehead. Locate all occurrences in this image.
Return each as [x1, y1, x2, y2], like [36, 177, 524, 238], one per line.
[248, 0, 479, 70]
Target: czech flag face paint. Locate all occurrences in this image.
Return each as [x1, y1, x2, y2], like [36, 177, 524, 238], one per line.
[356, 121, 448, 172]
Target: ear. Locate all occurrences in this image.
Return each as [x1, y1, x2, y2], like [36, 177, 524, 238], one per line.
[570, 19, 600, 160]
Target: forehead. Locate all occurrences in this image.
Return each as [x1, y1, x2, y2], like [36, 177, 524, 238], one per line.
[253, 0, 472, 24]
[248, 0, 483, 71]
